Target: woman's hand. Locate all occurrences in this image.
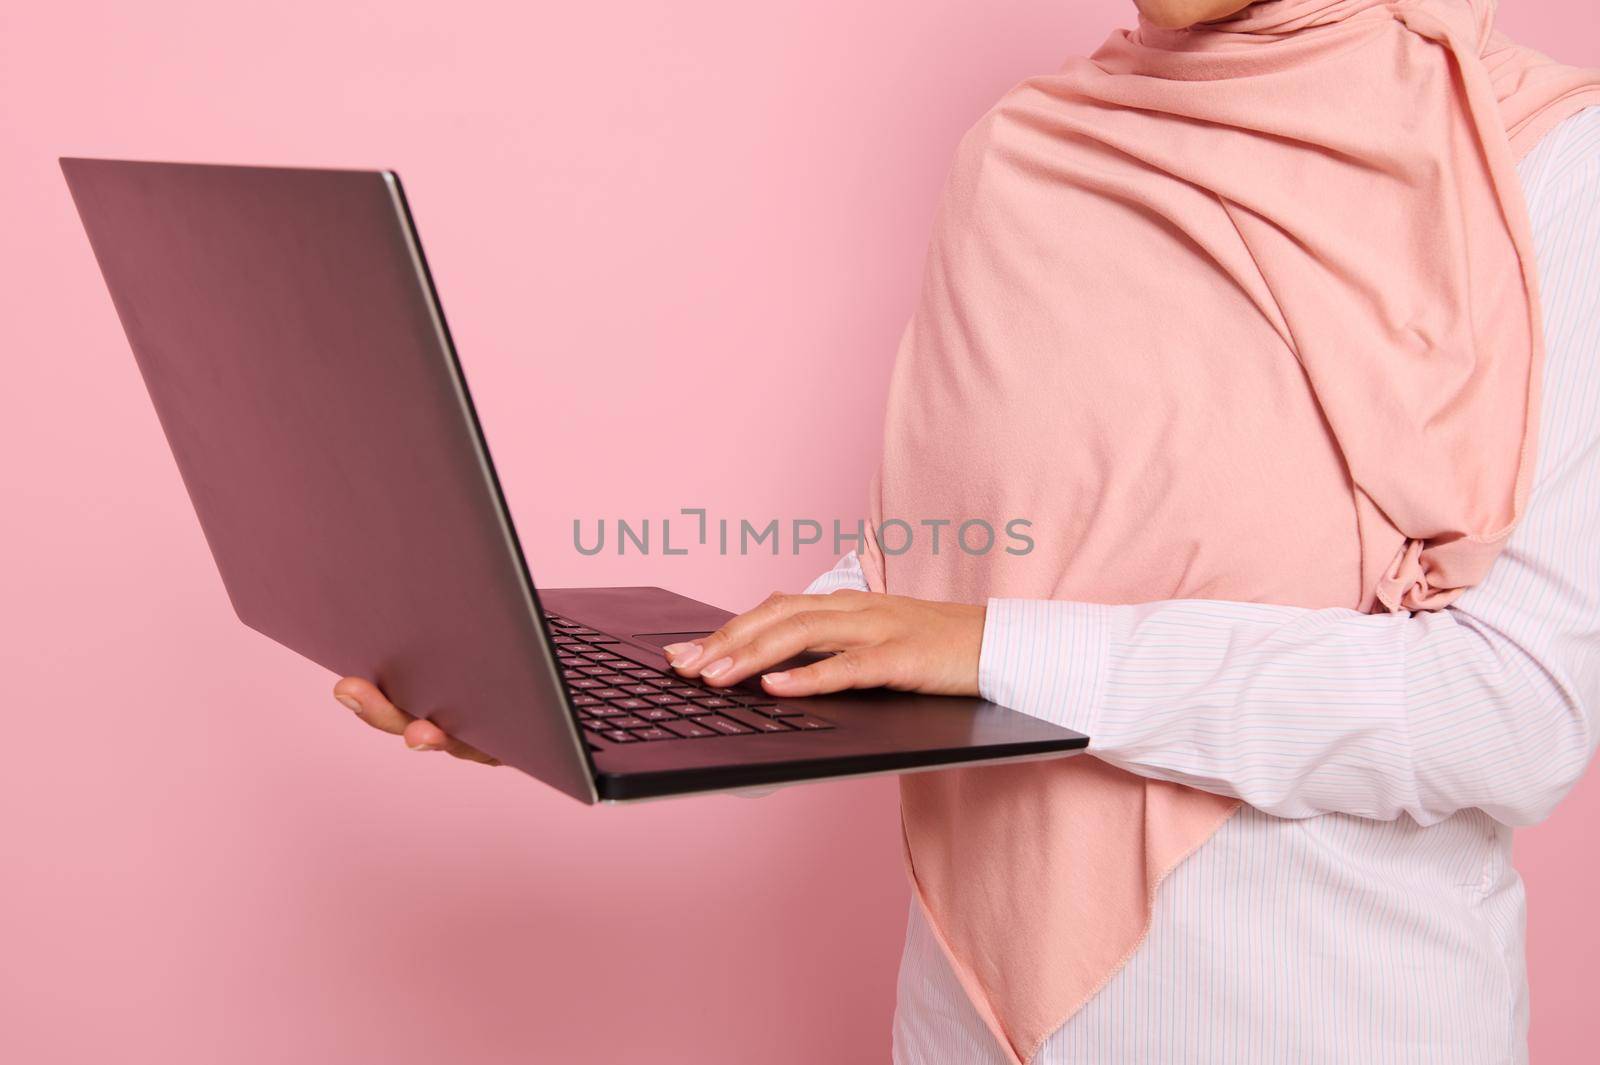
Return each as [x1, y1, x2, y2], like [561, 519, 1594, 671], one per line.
[332, 677, 500, 765]
[327, 589, 983, 758]
[662, 589, 986, 698]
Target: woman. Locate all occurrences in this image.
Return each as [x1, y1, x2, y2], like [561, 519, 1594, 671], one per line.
[332, 1, 1600, 1060]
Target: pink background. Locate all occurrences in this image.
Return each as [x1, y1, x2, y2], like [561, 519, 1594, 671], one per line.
[2, 2, 1595, 1062]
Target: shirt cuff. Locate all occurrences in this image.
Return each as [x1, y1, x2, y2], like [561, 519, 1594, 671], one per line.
[978, 597, 1113, 739]
[803, 552, 869, 595]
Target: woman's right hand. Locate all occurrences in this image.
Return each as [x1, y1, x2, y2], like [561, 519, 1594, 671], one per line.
[332, 677, 500, 765]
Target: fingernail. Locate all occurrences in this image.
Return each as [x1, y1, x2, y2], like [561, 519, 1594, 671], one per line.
[700, 656, 733, 679]
[336, 695, 362, 713]
[407, 742, 436, 752]
[665, 642, 703, 667]
[763, 671, 790, 686]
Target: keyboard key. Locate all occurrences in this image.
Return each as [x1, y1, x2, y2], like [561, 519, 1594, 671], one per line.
[630, 727, 675, 741]
[607, 715, 650, 729]
[577, 665, 615, 677]
[643, 693, 683, 706]
[570, 694, 602, 707]
[622, 684, 657, 696]
[567, 678, 604, 689]
[690, 696, 736, 710]
[603, 729, 639, 743]
[785, 714, 834, 730]
[607, 697, 652, 711]
[586, 636, 620, 645]
[637, 707, 680, 721]
[698, 715, 753, 735]
[590, 688, 627, 700]
[586, 705, 627, 717]
[662, 719, 716, 738]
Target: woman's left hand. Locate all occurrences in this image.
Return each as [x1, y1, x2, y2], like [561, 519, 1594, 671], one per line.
[661, 589, 986, 698]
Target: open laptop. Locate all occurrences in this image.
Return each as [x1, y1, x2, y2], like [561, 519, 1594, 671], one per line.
[60, 157, 1088, 803]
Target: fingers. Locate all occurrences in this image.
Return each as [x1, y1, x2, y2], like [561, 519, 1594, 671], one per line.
[334, 676, 414, 735]
[664, 589, 870, 679]
[402, 719, 500, 765]
[694, 609, 879, 689]
[760, 648, 896, 697]
[332, 677, 499, 765]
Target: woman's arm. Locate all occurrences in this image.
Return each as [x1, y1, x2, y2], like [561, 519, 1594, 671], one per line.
[981, 594, 1595, 825]
[796, 524, 1596, 825]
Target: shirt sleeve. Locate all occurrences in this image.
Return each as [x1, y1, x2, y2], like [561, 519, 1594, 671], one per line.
[803, 551, 870, 595]
[977, 106, 1600, 828]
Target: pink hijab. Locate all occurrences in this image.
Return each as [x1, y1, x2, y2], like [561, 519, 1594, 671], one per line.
[859, 1, 1600, 1060]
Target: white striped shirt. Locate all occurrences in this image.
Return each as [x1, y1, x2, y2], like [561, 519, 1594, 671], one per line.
[806, 105, 1600, 1064]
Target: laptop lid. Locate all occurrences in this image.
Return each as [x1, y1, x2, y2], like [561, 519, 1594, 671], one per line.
[61, 158, 596, 802]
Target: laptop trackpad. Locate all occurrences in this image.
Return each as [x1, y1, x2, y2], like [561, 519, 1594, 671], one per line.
[631, 631, 715, 651]
[631, 631, 833, 673]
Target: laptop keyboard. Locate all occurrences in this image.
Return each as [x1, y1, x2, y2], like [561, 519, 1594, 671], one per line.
[544, 612, 836, 744]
